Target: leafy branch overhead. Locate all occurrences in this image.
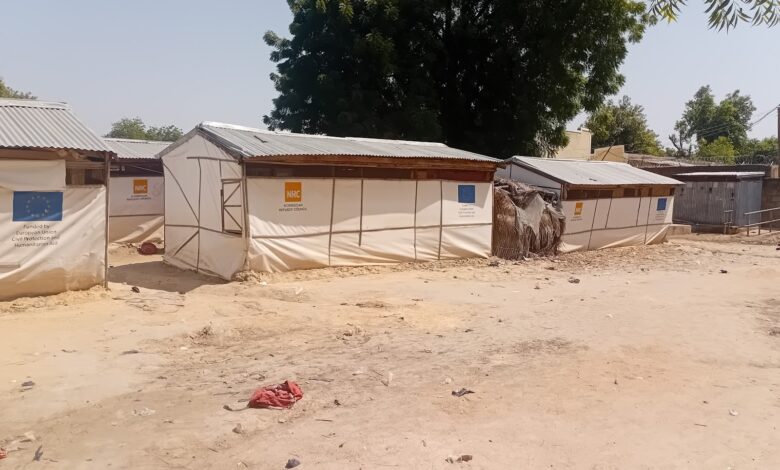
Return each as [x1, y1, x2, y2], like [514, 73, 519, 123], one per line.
[650, 0, 780, 29]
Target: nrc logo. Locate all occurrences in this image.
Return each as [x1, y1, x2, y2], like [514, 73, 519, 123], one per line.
[133, 179, 149, 195]
[284, 181, 302, 203]
[574, 201, 584, 217]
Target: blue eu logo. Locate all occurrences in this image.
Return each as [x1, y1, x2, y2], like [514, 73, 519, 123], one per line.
[12, 192, 64, 222]
[458, 185, 476, 204]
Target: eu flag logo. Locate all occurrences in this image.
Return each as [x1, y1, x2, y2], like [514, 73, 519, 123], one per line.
[458, 185, 476, 204]
[657, 198, 668, 211]
[13, 192, 63, 222]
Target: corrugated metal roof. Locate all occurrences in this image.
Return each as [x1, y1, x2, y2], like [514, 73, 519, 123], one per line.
[196, 121, 500, 163]
[511, 156, 682, 186]
[0, 99, 113, 153]
[104, 138, 172, 160]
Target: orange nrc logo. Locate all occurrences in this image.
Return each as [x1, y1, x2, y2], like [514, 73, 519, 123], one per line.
[284, 182, 302, 203]
[574, 201, 584, 217]
[133, 179, 148, 195]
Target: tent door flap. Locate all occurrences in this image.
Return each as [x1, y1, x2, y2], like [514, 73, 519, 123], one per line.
[221, 179, 244, 234]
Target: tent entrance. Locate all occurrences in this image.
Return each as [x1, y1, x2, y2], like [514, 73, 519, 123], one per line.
[221, 179, 244, 234]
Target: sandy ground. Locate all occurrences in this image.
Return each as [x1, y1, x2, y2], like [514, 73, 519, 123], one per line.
[1, 236, 780, 469]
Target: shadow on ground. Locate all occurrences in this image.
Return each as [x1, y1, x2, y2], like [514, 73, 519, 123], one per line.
[108, 261, 226, 293]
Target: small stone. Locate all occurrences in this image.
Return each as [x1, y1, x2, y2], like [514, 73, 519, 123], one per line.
[134, 407, 156, 417]
[285, 458, 301, 468]
[21, 381, 35, 388]
[444, 377, 453, 384]
[729, 409, 739, 417]
[232, 424, 244, 434]
[131, 286, 140, 293]
[568, 277, 581, 284]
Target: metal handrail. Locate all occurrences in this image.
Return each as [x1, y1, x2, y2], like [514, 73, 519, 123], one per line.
[744, 207, 780, 236]
[721, 207, 780, 235]
[723, 210, 735, 234]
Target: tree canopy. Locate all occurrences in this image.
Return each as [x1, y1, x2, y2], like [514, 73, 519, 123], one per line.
[650, 0, 780, 29]
[264, 0, 651, 158]
[670, 86, 756, 157]
[584, 96, 662, 156]
[0, 78, 35, 99]
[105, 118, 183, 142]
[738, 136, 779, 163]
[697, 136, 736, 163]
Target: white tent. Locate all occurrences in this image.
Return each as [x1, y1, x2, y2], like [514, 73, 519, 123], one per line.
[498, 157, 681, 252]
[160, 122, 501, 279]
[104, 138, 170, 243]
[0, 99, 115, 300]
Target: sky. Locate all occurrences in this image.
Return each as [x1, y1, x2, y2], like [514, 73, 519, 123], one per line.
[1, 0, 778, 148]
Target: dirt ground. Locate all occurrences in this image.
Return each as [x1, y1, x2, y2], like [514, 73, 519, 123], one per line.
[1, 235, 780, 469]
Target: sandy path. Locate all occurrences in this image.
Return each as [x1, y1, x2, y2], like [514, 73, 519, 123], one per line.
[1, 238, 779, 469]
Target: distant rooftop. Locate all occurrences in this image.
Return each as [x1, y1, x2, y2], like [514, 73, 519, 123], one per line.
[104, 138, 172, 160]
[510, 156, 682, 186]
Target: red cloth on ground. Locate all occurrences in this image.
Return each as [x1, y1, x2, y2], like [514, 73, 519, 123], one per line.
[138, 242, 158, 255]
[248, 381, 303, 409]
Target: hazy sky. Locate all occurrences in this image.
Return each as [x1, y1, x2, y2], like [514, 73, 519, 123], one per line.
[1, 0, 778, 149]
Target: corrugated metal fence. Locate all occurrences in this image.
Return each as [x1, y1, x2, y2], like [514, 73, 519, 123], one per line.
[674, 179, 763, 227]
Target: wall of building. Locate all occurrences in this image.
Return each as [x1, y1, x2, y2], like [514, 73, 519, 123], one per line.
[761, 178, 780, 228]
[555, 129, 592, 160]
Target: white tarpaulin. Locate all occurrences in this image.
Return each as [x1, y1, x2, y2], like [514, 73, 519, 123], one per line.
[0, 186, 106, 300]
[109, 176, 164, 243]
[162, 134, 245, 279]
[0, 159, 66, 191]
[559, 196, 674, 252]
[247, 178, 493, 273]
[162, 132, 495, 280]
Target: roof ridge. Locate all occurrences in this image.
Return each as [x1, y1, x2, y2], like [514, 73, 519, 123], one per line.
[104, 137, 173, 144]
[200, 121, 448, 148]
[0, 98, 70, 110]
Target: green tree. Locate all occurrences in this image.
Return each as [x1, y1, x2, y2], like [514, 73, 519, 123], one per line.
[146, 125, 183, 142]
[697, 136, 736, 163]
[0, 78, 35, 99]
[738, 136, 779, 162]
[105, 117, 182, 141]
[670, 86, 755, 157]
[650, 0, 780, 29]
[585, 96, 662, 156]
[264, 0, 651, 158]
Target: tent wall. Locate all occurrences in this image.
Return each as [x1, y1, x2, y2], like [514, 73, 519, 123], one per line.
[162, 134, 245, 279]
[246, 177, 493, 273]
[0, 159, 106, 300]
[559, 194, 674, 252]
[109, 176, 164, 243]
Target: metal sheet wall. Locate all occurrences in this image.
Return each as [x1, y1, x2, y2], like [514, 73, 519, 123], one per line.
[673, 179, 763, 227]
[736, 179, 763, 226]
